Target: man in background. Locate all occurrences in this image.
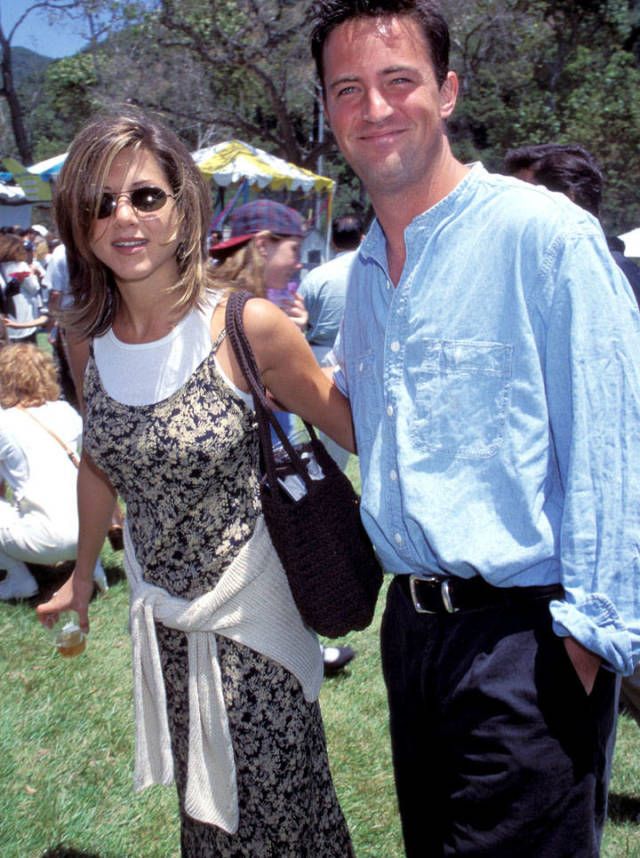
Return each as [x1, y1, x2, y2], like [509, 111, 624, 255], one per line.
[300, 214, 363, 365]
[504, 142, 640, 304]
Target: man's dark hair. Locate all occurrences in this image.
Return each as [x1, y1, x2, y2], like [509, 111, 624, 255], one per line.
[332, 214, 363, 250]
[504, 143, 603, 217]
[310, 0, 450, 92]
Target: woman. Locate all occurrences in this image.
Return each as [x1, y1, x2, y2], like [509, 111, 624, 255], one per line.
[0, 233, 44, 343]
[0, 343, 106, 599]
[210, 198, 309, 443]
[37, 109, 354, 857]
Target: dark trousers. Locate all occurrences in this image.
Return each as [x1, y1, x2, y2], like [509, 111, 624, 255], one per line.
[381, 576, 619, 858]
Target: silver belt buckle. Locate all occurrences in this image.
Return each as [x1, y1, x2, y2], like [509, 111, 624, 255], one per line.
[409, 575, 439, 613]
[409, 575, 459, 614]
[440, 579, 458, 614]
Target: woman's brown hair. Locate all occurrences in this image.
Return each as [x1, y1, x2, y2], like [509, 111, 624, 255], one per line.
[0, 344, 60, 408]
[54, 107, 215, 339]
[0, 234, 28, 264]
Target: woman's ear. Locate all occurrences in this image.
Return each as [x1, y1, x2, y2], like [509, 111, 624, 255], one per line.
[253, 234, 269, 259]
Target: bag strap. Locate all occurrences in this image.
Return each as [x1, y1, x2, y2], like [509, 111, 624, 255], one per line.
[16, 405, 80, 468]
[224, 290, 315, 492]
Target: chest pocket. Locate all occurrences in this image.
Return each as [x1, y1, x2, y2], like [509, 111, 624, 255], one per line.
[410, 339, 513, 459]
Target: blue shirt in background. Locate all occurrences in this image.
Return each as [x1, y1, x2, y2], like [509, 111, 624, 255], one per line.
[299, 251, 356, 348]
[334, 163, 640, 675]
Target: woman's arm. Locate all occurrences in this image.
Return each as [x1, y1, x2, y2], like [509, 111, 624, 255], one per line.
[36, 451, 116, 633]
[216, 298, 355, 452]
[2, 314, 48, 329]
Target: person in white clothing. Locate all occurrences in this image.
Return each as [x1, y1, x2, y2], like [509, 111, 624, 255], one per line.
[0, 343, 106, 599]
[0, 233, 44, 344]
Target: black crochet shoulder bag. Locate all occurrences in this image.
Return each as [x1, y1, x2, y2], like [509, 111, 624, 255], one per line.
[225, 290, 382, 638]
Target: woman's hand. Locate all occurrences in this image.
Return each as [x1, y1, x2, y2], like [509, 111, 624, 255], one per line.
[36, 569, 94, 634]
[284, 292, 309, 332]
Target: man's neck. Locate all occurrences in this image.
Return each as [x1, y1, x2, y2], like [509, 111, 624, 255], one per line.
[373, 152, 469, 286]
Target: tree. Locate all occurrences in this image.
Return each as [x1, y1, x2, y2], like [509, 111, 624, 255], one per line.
[0, 0, 141, 162]
[1, 3, 68, 160]
[445, 0, 640, 232]
[155, 0, 325, 167]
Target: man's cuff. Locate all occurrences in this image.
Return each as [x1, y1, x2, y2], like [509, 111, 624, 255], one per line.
[550, 593, 635, 675]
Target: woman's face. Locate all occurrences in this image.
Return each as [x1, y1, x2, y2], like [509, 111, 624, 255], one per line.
[261, 236, 302, 291]
[89, 147, 181, 294]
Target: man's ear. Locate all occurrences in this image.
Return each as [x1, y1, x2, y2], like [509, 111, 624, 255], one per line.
[439, 71, 459, 119]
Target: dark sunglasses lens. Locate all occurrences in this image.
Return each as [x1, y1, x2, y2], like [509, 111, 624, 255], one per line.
[94, 187, 169, 218]
[131, 187, 168, 212]
[97, 193, 116, 219]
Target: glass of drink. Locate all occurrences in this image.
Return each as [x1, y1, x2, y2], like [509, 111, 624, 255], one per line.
[52, 612, 86, 657]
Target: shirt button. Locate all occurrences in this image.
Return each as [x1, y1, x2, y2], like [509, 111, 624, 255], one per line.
[358, 362, 364, 372]
[394, 532, 403, 545]
[390, 341, 400, 352]
[389, 469, 398, 481]
[387, 405, 393, 417]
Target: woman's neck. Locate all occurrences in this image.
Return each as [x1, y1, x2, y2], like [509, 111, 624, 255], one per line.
[112, 285, 184, 344]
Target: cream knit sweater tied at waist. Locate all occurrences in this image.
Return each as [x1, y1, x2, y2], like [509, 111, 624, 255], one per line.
[124, 515, 323, 833]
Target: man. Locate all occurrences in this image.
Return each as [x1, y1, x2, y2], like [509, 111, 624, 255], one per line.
[299, 213, 363, 472]
[504, 142, 640, 305]
[310, 1, 640, 855]
[299, 214, 363, 365]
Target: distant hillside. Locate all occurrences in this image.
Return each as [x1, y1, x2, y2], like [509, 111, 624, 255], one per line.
[11, 46, 52, 88]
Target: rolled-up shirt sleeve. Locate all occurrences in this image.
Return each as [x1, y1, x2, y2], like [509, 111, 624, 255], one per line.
[543, 230, 640, 675]
[328, 322, 349, 398]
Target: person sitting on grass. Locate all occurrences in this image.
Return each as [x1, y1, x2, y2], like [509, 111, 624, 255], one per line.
[0, 343, 107, 600]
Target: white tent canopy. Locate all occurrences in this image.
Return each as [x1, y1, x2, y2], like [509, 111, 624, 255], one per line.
[0, 180, 31, 228]
[619, 228, 640, 258]
[28, 153, 67, 179]
[191, 140, 334, 194]
[0, 181, 27, 202]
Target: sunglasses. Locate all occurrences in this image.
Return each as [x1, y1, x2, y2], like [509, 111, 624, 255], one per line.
[95, 186, 176, 219]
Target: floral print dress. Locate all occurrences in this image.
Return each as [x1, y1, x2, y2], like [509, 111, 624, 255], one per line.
[83, 334, 354, 858]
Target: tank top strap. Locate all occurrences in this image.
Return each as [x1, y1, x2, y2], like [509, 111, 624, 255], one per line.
[211, 326, 227, 354]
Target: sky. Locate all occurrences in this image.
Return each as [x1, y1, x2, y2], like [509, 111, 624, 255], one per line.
[1, 0, 89, 59]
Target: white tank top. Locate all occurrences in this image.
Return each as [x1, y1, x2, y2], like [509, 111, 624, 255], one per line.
[93, 290, 252, 408]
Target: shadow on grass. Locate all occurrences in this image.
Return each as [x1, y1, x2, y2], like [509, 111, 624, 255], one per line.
[41, 847, 102, 858]
[24, 561, 125, 605]
[608, 792, 640, 823]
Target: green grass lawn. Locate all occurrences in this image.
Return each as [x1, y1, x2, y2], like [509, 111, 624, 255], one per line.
[1, 535, 639, 855]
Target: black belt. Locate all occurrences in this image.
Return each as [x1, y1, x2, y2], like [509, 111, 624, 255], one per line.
[398, 574, 564, 615]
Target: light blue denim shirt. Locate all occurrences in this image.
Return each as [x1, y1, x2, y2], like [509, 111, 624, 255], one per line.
[334, 164, 640, 675]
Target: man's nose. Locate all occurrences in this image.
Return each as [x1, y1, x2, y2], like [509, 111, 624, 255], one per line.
[363, 88, 393, 123]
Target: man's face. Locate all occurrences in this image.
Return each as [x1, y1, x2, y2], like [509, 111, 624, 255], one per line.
[322, 15, 457, 201]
